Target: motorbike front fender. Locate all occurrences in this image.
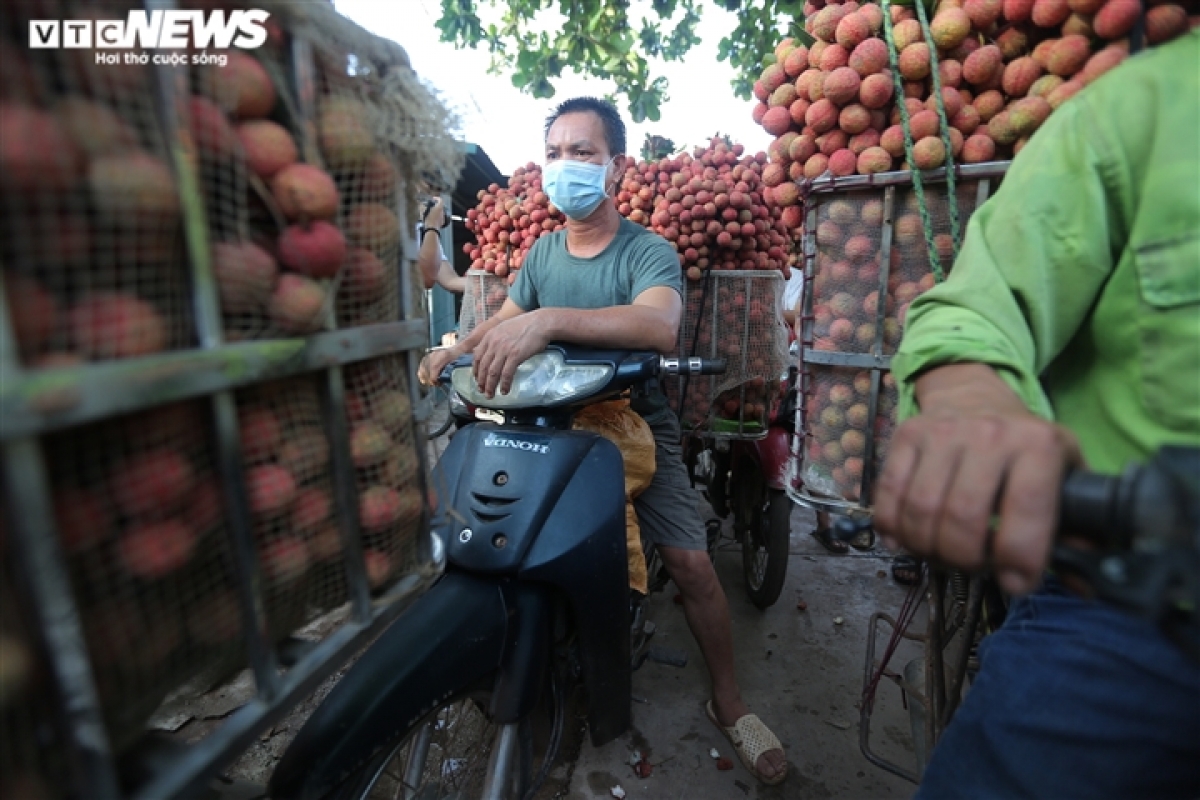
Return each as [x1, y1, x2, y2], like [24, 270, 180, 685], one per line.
[751, 425, 792, 491]
[269, 571, 510, 800]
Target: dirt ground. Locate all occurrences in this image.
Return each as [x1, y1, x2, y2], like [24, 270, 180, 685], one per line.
[545, 500, 924, 800]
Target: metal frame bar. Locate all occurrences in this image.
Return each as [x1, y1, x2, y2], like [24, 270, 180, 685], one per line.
[1, 439, 124, 800]
[0, 321, 426, 440]
[804, 160, 1012, 194]
[858, 186, 897, 506]
[858, 609, 927, 785]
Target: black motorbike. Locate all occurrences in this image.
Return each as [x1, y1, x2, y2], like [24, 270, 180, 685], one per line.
[269, 345, 724, 800]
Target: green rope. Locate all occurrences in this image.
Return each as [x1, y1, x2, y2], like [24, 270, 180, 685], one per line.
[913, 0, 963, 269]
[879, 0, 961, 284]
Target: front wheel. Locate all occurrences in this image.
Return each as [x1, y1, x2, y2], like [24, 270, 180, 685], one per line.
[328, 682, 557, 800]
[741, 487, 791, 610]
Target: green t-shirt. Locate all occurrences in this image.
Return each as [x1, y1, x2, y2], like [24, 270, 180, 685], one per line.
[509, 217, 682, 424]
[893, 31, 1200, 473]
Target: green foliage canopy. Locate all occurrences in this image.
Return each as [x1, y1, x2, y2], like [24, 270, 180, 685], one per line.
[435, 0, 807, 123]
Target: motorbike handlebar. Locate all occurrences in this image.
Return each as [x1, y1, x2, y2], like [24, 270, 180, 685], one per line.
[659, 356, 727, 376]
[832, 446, 1200, 657]
[832, 446, 1199, 553]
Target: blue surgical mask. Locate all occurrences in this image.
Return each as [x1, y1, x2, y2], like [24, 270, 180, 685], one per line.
[542, 158, 614, 220]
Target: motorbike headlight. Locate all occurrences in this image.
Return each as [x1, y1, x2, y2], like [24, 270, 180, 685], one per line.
[451, 351, 613, 410]
[448, 389, 470, 417]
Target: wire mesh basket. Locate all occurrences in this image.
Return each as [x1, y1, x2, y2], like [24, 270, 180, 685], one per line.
[0, 3, 457, 798]
[458, 269, 510, 338]
[789, 163, 1011, 514]
[665, 270, 790, 438]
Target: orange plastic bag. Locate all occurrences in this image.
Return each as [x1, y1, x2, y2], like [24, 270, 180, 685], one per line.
[572, 399, 656, 594]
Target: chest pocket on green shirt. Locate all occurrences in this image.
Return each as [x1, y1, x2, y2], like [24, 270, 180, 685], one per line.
[1135, 233, 1200, 432]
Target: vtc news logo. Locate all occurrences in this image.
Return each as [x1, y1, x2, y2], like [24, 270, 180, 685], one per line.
[29, 10, 270, 50]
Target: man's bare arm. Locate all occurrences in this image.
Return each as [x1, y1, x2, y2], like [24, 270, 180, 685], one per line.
[417, 298, 526, 385]
[534, 286, 681, 354]
[471, 286, 680, 396]
[435, 261, 467, 294]
[416, 232, 443, 290]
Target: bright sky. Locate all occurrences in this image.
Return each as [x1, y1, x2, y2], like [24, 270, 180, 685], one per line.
[334, 0, 773, 175]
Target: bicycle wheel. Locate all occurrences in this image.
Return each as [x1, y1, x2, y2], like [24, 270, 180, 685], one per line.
[740, 482, 791, 610]
[418, 384, 454, 441]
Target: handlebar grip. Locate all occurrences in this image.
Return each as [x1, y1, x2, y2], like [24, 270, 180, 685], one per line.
[660, 357, 727, 376]
[1059, 468, 1133, 550]
[1060, 470, 1113, 534]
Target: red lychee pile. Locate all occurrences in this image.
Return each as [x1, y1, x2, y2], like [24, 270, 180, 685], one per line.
[626, 138, 796, 278]
[341, 358, 426, 590]
[674, 277, 788, 430]
[464, 137, 800, 285]
[801, 188, 964, 499]
[463, 164, 564, 280]
[804, 369, 898, 500]
[751, 0, 1194, 182]
[210, 71, 401, 335]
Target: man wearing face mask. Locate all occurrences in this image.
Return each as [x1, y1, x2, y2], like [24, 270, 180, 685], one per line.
[418, 96, 788, 786]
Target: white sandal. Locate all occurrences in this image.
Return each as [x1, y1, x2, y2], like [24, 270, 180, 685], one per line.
[705, 700, 788, 786]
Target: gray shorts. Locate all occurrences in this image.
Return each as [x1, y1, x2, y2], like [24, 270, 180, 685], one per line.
[632, 414, 707, 552]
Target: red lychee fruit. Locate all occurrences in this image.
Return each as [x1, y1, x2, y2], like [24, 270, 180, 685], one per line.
[857, 146, 893, 174]
[224, 52, 276, 118]
[247, 464, 297, 517]
[268, 274, 328, 334]
[237, 120, 298, 179]
[823, 67, 863, 106]
[761, 105, 793, 136]
[213, 241, 278, 313]
[898, 43, 931, 81]
[0, 105, 82, 193]
[70, 292, 168, 360]
[1046, 35, 1092, 77]
[1145, 4, 1188, 45]
[912, 136, 947, 170]
[1093, 0, 1140, 39]
[272, 163, 339, 221]
[835, 12, 871, 48]
[278, 221, 347, 279]
[930, 8, 971, 49]
[849, 38, 888, 77]
[1032, 0, 1072, 27]
[963, 45, 1003, 86]
[317, 96, 375, 168]
[859, 73, 895, 109]
[111, 449, 195, 518]
[1002, 57, 1044, 97]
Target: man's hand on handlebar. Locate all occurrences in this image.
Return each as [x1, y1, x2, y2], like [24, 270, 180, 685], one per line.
[419, 347, 459, 387]
[473, 313, 550, 397]
[872, 364, 1084, 596]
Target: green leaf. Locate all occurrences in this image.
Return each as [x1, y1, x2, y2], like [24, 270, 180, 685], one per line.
[432, 0, 807, 123]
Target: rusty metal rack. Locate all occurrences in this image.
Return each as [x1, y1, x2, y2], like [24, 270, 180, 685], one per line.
[786, 161, 1012, 517]
[0, 25, 443, 800]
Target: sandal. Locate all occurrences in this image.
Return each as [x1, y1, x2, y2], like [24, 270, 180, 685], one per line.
[848, 525, 876, 552]
[810, 526, 849, 554]
[892, 555, 923, 586]
[705, 700, 788, 786]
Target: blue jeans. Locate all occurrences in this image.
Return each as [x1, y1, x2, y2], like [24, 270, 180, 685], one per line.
[915, 580, 1200, 800]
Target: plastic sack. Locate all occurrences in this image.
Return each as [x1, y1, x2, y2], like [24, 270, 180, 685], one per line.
[572, 399, 656, 594]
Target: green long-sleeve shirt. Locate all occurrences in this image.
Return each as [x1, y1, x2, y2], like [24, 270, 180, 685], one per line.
[892, 31, 1200, 474]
